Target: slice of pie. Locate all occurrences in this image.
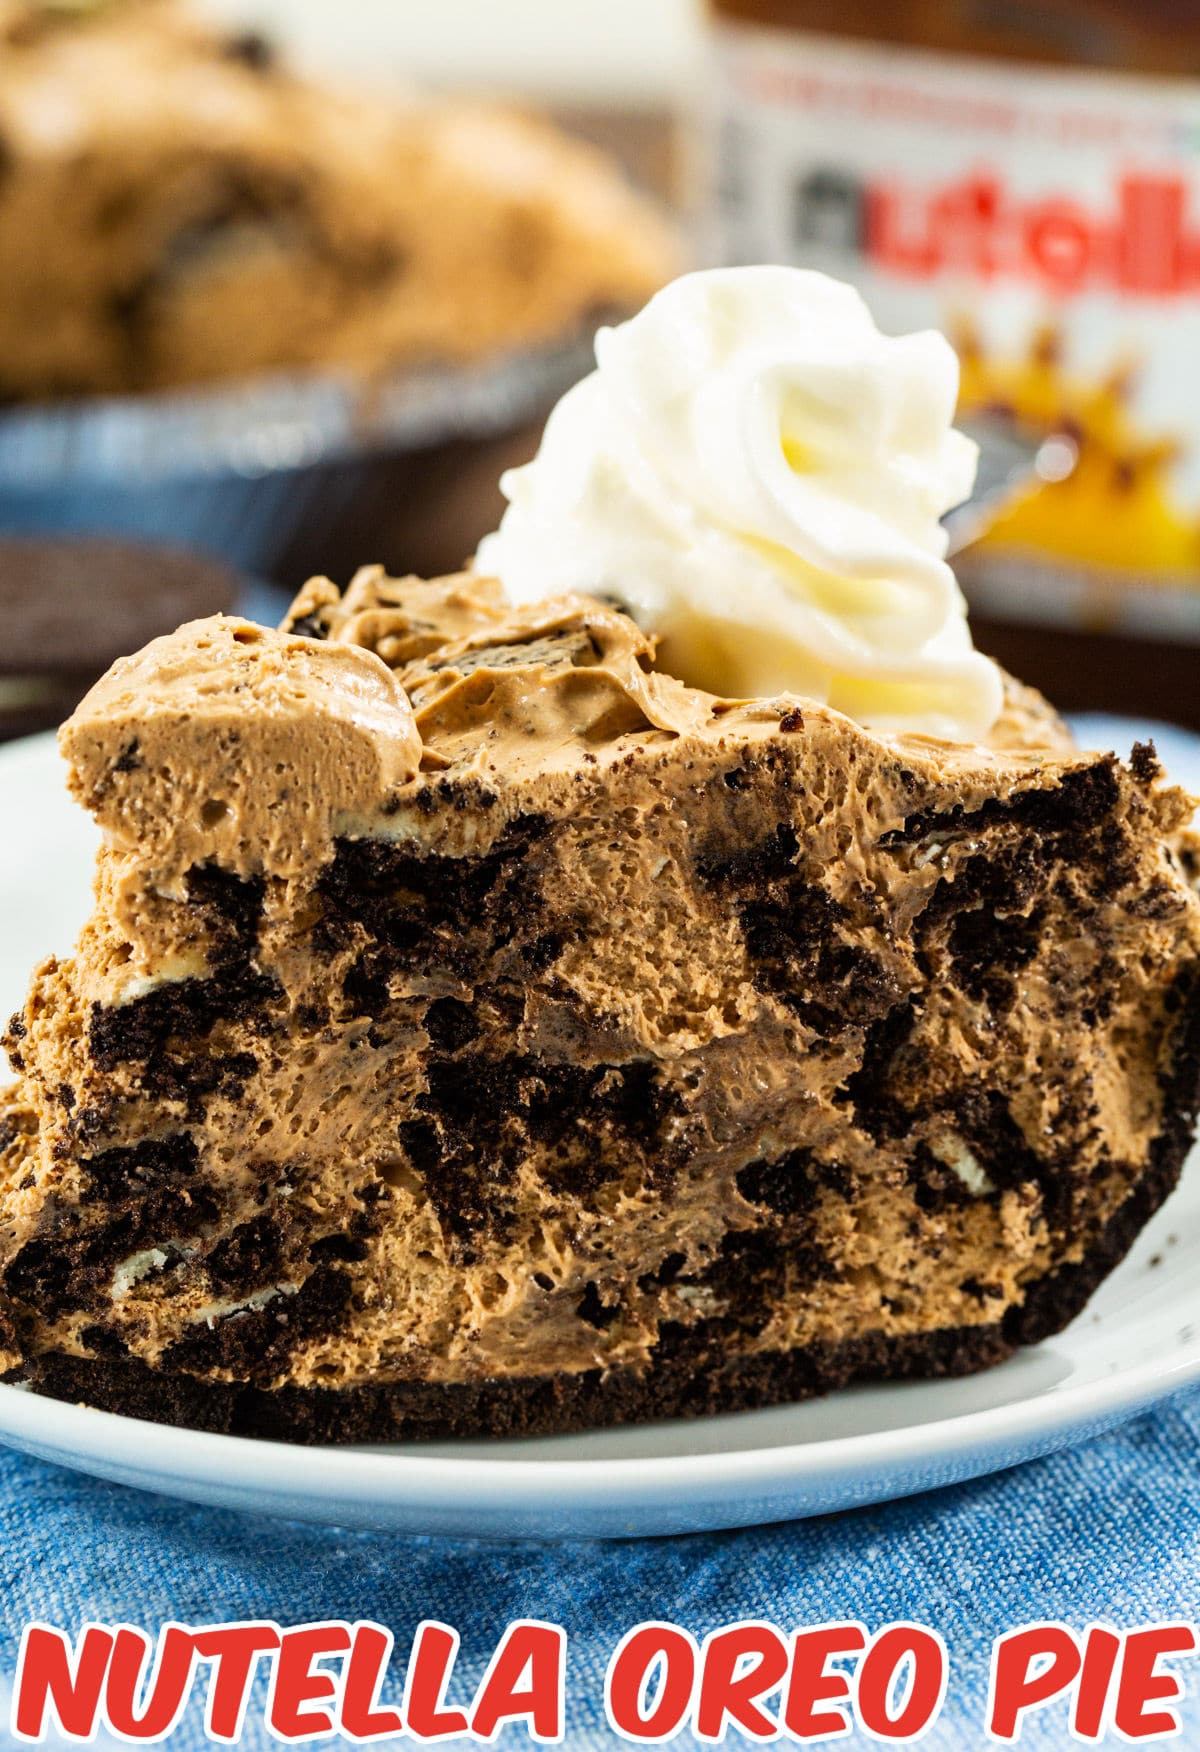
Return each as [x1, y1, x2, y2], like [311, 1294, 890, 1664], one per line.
[1, 566, 1197, 1440]
[0, 0, 674, 399]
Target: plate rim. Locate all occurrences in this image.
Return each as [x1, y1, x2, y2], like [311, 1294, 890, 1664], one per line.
[0, 1315, 1196, 1504]
[2, 728, 1200, 1532]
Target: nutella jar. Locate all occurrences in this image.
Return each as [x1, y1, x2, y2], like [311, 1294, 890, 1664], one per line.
[701, 0, 1200, 723]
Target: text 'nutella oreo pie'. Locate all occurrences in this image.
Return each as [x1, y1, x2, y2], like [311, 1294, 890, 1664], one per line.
[0, 536, 235, 738]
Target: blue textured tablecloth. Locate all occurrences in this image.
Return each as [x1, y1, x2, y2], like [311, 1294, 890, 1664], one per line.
[0, 1387, 1197, 1750]
[0, 712, 1197, 1750]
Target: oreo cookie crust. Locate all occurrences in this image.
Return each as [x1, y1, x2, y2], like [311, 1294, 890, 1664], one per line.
[2, 570, 1199, 1443]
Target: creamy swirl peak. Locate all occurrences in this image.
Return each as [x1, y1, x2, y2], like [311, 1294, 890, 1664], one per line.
[476, 266, 1003, 742]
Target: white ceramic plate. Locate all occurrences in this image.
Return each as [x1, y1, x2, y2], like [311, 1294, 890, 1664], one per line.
[1, 724, 1198, 1541]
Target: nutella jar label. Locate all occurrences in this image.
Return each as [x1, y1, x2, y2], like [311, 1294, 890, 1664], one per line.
[702, 23, 1200, 638]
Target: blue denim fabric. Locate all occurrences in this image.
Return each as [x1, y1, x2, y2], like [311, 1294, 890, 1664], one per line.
[0, 1386, 1196, 1750]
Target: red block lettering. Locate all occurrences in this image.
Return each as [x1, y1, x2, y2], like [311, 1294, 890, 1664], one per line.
[606, 1623, 698, 1742]
[341, 1622, 404, 1740]
[988, 1624, 1084, 1741]
[404, 1621, 470, 1740]
[268, 1622, 352, 1741]
[12, 1624, 114, 1742]
[856, 1625, 946, 1740]
[471, 1621, 565, 1743]
[192, 1623, 281, 1743]
[1073, 1626, 1121, 1741]
[104, 1625, 194, 1739]
[695, 1623, 788, 1742]
[1114, 1625, 1198, 1741]
[783, 1623, 866, 1739]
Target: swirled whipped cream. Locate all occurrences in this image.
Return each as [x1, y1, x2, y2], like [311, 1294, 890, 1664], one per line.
[476, 266, 1003, 742]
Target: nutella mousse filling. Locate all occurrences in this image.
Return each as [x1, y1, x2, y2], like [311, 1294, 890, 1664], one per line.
[0, 268, 1198, 1441]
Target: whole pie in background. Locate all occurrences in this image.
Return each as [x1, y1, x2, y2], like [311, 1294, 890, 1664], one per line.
[0, 0, 678, 401]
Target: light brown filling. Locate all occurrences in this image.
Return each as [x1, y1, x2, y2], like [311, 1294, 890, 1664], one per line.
[1, 572, 1197, 1394]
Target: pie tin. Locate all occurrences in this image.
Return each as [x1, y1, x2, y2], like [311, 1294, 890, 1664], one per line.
[0, 332, 597, 585]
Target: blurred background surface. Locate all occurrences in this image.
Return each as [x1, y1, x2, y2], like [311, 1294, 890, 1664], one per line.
[195, 0, 699, 197]
[1, 0, 1198, 736]
[195, 0, 701, 104]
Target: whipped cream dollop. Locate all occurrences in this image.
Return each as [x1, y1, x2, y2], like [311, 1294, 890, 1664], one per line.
[476, 266, 1003, 742]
